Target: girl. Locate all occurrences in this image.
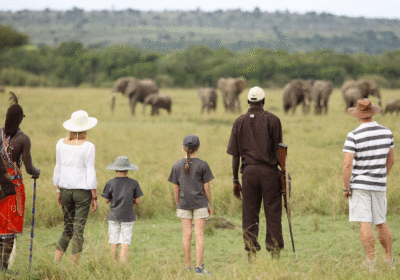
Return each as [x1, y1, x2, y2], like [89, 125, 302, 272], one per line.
[168, 134, 213, 275]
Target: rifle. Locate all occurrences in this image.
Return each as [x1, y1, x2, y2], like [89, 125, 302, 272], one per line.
[278, 143, 295, 253]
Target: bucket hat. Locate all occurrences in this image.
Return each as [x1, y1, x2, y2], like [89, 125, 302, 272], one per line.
[63, 110, 98, 132]
[348, 98, 381, 118]
[248, 86, 265, 102]
[106, 156, 138, 171]
[183, 134, 200, 150]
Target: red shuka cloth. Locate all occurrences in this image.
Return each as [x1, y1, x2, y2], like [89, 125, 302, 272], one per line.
[0, 168, 25, 236]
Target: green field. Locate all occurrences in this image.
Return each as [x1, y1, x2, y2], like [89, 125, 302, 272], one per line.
[1, 87, 399, 279]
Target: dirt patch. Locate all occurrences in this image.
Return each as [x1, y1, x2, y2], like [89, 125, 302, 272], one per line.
[205, 217, 237, 230]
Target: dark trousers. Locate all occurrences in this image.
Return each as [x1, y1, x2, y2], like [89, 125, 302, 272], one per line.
[241, 165, 284, 252]
[57, 189, 92, 254]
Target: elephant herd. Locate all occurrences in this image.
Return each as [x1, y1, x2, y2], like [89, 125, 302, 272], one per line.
[109, 76, 399, 116]
[282, 78, 399, 116]
[110, 77, 171, 116]
[198, 77, 248, 114]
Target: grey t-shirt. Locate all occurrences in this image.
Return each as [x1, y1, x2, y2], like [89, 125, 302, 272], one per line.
[168, 158, 214, 210]
[101, 177, 143, 222]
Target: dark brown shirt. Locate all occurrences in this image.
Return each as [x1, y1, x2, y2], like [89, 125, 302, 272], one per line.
[227, 107, 282, 172]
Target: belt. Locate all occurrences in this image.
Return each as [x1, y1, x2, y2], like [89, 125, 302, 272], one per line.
[10, 174, 21, 180]
[246, 163, 278, 169]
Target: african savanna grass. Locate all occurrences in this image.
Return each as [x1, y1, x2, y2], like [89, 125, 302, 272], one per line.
[2, 86, 399, 279]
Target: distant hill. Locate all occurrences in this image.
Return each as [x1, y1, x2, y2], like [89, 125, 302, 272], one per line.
[1, 8, 399, 53]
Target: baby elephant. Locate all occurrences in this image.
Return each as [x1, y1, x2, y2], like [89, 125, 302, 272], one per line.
[383, 99, 400, 115]
[143, 94, 172, 115]
[198, 88, 217, 114]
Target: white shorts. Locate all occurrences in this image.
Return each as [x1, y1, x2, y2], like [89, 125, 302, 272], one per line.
[349, 189, 387, 225]
[108, 221, 134, 245]
[177, 207, 209, 219]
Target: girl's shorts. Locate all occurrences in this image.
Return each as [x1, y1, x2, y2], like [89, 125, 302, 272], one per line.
[108, 221, 134, 245]
[177, 207, 209, 219]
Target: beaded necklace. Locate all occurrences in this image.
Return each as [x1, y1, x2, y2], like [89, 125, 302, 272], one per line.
[1, 129, 22, 170]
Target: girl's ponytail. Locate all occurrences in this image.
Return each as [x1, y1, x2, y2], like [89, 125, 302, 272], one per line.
[182, 134, 200, 174]
[184, 148, 195, 174]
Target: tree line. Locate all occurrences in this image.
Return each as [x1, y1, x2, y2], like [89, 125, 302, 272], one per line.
[1, 8, 399, 53]
[1, 25, 400, 89]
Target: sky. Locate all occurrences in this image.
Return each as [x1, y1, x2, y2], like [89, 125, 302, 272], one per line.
[0, 0, 399, 19]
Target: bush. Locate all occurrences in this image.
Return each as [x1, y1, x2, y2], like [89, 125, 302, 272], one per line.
[319, 66, 346, 85]
[156, 74, 175, 88]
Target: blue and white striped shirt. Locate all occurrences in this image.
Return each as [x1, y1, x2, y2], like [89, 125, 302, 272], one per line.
[343, 121, 394, 191]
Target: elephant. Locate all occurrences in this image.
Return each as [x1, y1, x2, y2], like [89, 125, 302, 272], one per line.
[311, 80, 334, 115]
[198, 88, 217, 114]
[383, 99, 400, 115]
[217, 77, 247, 113]
[341, 79, 381, 111]
[142, 93, 172, 115]
[110, 77, 159, 115]
[282, 79, 314, 114]
[342, 87, 363, 111]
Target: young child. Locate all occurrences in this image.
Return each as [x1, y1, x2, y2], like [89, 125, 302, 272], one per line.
[168, 134, 213, 275]
[102, 156, 143, 263]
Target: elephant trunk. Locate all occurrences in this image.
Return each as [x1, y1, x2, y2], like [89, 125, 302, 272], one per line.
[110, 92, 116, 112]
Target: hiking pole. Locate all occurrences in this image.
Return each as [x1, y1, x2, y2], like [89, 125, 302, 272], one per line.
[28, 178, 37, 272]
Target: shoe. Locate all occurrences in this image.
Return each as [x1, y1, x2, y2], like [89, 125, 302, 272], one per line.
[387, 259, 396, 270]
[244, 242, 261, 252]
[184, 266, 191, 273]
[195, 265, 211, 275]
[361, 260, 375, 273]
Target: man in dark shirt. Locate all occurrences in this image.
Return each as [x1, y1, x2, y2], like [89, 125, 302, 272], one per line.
[227, 86, 283, 260]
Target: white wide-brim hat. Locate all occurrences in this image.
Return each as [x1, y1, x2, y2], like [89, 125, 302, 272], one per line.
[63, 110, 98, 132]
[106, 156, 139, 171]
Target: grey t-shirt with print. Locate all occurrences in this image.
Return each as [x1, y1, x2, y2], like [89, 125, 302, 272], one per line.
[101, 177, 143, 222]
[168, 158, 214, 210]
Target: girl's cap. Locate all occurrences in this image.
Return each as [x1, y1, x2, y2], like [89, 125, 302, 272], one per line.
[183, 134, 200, 149]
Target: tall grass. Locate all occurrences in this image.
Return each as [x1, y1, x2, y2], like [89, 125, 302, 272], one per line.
[1, 86, 399, 279]
[1, 86, 399, 228]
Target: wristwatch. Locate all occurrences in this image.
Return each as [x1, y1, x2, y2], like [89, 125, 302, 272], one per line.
[232, 177, 239, 182]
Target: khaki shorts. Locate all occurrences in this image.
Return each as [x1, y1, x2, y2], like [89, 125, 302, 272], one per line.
[108, 221, 134, 245]
[177, 207, 209, 219]
[349, 189, 387, 225]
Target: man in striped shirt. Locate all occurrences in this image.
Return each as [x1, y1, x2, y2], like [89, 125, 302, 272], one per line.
[342, 98, 395, 270]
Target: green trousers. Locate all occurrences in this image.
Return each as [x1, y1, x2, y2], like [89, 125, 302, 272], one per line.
[57, 189, 92, 254]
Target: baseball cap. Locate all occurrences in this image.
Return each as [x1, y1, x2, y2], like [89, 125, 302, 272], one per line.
[247, 86, 265, 102]
[183, 134, 200, 149]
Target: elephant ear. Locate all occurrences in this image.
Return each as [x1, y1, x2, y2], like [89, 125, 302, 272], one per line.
[217, 78, 227, 89]
[125, 79, 139, 97]
[140, 79, 159, 93]
[341, 79, 356, 94]
[235, 78, 248, 94]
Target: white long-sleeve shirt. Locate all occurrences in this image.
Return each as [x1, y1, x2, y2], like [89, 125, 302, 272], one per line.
[53, 139, 97, 190]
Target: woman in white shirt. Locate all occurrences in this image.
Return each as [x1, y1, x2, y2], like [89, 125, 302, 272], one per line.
[53, 110, 98, 264]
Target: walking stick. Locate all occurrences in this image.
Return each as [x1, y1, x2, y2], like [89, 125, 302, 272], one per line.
[28, 178, 37, 272]
[278, 143, 295, 253]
